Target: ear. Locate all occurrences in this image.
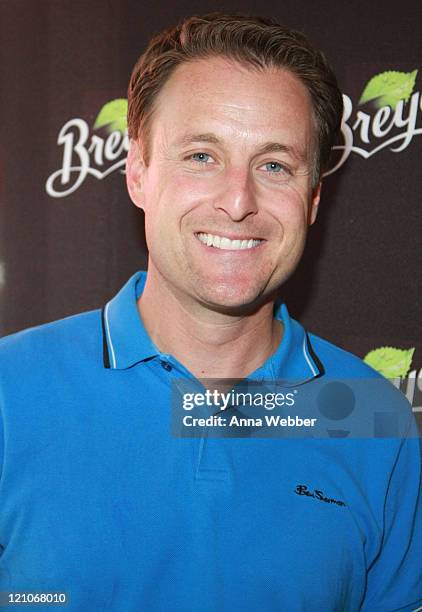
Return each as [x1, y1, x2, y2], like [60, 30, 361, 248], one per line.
[308, 181, 322, 226]
[126, 139, 145, 210]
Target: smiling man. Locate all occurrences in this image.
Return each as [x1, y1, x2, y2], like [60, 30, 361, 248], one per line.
[0, 13, 421, 612]
[126, 56, 319, 380]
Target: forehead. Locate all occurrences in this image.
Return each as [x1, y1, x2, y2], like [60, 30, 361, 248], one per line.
[150, 56, 315, 153]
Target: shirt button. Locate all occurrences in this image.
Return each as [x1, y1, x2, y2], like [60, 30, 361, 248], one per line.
[161, 361, 172, 372]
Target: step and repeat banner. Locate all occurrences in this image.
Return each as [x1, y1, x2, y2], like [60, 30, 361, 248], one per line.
[0, 1, 421, 421]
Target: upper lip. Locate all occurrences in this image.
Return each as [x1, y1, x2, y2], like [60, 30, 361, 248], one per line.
[195, 231, 265, 241]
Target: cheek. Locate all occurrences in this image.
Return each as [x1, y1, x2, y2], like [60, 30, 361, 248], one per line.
[142, 175, 201, 250]
[171, 173, 222, 207]
[145, 171, 210, 217]
[264, 188, 309, 233]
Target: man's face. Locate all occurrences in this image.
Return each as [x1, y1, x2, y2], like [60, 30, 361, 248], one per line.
[127, 56, 321, 312]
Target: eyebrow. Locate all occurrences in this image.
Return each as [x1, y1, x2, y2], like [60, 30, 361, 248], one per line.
[177, 132, 308, 163]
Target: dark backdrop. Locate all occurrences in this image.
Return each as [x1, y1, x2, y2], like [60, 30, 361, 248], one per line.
[0, 0, 420, 417]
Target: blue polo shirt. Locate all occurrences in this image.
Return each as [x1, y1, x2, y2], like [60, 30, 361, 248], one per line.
[0, 271, 420, 611]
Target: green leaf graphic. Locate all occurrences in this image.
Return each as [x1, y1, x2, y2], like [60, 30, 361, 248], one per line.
[94, 99, 128, 133]
[363, 346, 415, 378]
[358, 70, 418, 110]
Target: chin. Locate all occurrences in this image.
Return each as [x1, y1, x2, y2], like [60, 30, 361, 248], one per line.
[195, 282, 270, 314]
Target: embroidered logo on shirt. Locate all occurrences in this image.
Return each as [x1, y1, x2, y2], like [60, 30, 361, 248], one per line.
[294, 484, 346, 507]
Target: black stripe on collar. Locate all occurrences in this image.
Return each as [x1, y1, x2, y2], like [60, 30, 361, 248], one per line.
[305, 332, 325, 378]
[101, 307, 111, 369]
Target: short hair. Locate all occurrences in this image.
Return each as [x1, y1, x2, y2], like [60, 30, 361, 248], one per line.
[127, 12, 343, 185]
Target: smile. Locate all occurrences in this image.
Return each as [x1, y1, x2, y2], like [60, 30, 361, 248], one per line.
[195, 232, 263, 250]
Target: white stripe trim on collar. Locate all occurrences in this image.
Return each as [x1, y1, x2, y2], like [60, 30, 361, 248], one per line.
[302, 335, 318, 377]
[104, 301, 117, 369]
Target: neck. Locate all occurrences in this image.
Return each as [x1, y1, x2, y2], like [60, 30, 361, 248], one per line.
[137, 267, 283, 380]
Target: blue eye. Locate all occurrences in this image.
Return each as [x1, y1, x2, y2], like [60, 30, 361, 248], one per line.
[266, 162, 284, 172]
[260, 161, 292, 180]
[191, 152, 211, 163]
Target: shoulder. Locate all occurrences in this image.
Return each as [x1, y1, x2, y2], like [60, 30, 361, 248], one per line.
[0, 309, 102, 373]
[308, 331, 380, 378]
[308, 331, 415, 426]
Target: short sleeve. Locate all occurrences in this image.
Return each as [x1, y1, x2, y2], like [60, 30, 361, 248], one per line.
[361, 414, 422, 611]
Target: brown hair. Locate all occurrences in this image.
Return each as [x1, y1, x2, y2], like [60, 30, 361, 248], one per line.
[127, 13, 343, 185]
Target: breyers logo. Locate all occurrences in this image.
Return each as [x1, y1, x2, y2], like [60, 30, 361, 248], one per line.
[45, 69, 422, 198]
[327, 69, 421, 175]
[45, 99, 129, 198]
[364, 346, 422, 413]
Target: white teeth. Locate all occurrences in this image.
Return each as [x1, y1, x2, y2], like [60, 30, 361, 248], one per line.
[196, 233, 262, 250]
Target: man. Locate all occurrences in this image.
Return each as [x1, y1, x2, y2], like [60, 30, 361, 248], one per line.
[0, 13, 421, 611]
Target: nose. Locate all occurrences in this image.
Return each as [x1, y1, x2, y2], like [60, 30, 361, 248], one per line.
[213, 168, 258, 221]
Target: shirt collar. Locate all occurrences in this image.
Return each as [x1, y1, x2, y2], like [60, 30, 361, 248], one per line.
[102, 271, 159, 369]
[102, 270, 324, 384]
[247, 301, 324, 385]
